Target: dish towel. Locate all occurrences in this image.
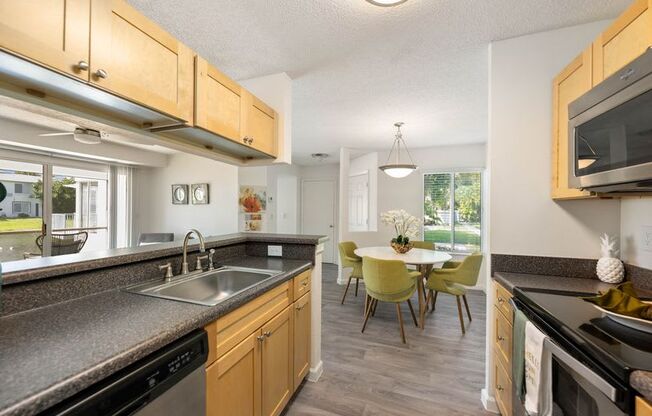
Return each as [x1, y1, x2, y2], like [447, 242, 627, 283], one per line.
[524, 321, 553, 416]
[512, 307, 528, 403]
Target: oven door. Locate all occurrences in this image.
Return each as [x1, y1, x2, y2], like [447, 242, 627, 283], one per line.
[546, 340, 627, 416]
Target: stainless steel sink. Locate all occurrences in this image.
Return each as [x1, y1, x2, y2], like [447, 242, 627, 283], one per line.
[127, 266, 282, 306]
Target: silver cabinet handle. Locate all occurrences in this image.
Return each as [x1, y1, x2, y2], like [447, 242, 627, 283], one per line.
[496, 385, 504, 392]
[76, 60, 89, 71]
[263, 331, 272, 338]
[497, 335, 505, 341]
[242, 137, 248, 143]
[248, 137, 254, 144]
[296, 303, 306, 311]
[95, 69, 108, 79]
[257, 335, 265, 342]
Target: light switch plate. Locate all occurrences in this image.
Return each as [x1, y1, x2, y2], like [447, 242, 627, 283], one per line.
[268, 245, 283, 257]
[642, 225, 652, 252]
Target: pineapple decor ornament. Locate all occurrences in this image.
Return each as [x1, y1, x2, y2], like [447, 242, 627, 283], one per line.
[596, 234, 625, 284]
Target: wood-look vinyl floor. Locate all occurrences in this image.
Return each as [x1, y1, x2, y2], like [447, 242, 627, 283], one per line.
[285, 263, 491, 416]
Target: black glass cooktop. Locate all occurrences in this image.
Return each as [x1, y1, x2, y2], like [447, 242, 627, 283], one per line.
[513, 288, 652, 384]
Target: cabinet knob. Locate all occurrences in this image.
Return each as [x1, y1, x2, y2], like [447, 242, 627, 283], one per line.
[95, 69, 108, 79]
[76, 60, 89, 71]
[497, 297, 504, 303]
[296, 304, 305, 311]
[248, 137, 254, 144]
[301, 280, 309, 287]
[497, 385, 504, 392]
[242, 137, 248, 144]
[497, 335, 505, 341]
[257, 335, 265, 342]
[263, 331, 272, 338]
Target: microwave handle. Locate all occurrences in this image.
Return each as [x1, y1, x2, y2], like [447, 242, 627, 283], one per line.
[544, 338, 617, 401]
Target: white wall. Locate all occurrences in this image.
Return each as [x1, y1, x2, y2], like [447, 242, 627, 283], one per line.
[621, 198, 652, 269]
[488, 20, 620, 260]
[483, 20, 618, 412]
[134, 153, 238, 241]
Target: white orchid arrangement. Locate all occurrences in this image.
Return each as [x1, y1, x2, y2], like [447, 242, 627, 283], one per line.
[380, 209, 421, 245]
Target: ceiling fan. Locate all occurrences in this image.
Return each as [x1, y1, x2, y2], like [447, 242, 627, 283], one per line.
[39, 127, 105, 145]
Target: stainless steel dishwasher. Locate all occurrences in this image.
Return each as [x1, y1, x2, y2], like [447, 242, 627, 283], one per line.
[43, 330, 208, 416]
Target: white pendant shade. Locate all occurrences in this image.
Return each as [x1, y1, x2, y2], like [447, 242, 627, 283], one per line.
[379, 122, 418, 178]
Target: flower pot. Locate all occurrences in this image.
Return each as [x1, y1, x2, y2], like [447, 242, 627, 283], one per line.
[391, 241, 413, 254]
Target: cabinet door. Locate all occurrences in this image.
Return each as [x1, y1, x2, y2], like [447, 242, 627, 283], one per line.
[593, 0, 652, 83]
[206, 331, 261, 416]
[89, 0, 193, 122]
[551, 47, 594, 200]
[292, 293, 311, 391]
[243, 91, 277, 157]
[0, 0, 90, 80]
[261, 307, 292, 416]
[195, 56, 243, 142]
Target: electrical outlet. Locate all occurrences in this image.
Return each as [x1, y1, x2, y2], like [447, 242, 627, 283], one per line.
[642, 225, 652, 252]
[268, 245, 283, 257]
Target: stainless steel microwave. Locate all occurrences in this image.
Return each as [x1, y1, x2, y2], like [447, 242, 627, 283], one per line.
[568, 48, 652, 193]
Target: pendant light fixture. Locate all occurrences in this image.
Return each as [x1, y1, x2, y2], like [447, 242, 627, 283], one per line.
[379, 122, 418, 178]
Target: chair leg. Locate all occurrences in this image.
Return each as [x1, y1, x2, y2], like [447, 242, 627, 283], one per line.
[340, 276, 353, 305]
[432, 291, 439, 310]
[462, 294, 472, 321]
[406, 299, 419, 327]
[456, 296, 466, 334]
[364, 294, 369, 315]
[372, 298, 378, 316]
[355, 278, 359, 297]
[396, 303, 406, 344]
[362, 298, 374, 333]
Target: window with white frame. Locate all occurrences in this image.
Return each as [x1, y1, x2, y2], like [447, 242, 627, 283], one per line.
[423, 171, 482, 253]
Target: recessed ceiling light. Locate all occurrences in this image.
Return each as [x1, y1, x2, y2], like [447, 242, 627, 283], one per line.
[366, 0, 408, 7]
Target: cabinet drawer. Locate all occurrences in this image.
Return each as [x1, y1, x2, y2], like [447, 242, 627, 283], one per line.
[205, 281, 290, 365]
[494, 281, 513, 324]
[494, 306, 513, 373]
[494, 356, 513, 416]
[292, 270, 311, 302]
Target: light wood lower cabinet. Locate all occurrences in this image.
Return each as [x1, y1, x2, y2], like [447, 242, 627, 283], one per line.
[206, 331, 261, 416]
[0, 0, 91, 80]
[293, 293, 311, 390]
[205, 272, 312, 416]
[493, 281, 513, 416]
[261, 307, 293, 416]
[637, 396, 652, 416]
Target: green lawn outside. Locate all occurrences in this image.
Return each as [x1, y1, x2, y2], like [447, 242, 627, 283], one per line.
[424, 229, 480, 246]
[0, 217, 43, 232]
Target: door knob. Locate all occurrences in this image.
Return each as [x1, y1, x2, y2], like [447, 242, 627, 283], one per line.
[95, 69, 108, 79]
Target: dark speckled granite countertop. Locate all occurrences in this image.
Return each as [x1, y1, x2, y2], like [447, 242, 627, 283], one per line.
[0, 256, 311, 416]
[493, 272, 652, 403]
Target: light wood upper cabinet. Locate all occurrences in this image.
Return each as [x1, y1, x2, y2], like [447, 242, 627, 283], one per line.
[0, 0, 91, 80]
[261, 307, 293, 416]
[293, 293, 311, 391]
[206, 330, 261, 416]
[195, 56, 243, 141]
[89, 0, 193, 122]
[551, 47, 595, 200]
[593, 0, 652, 84]
[242, 90, 278, 157]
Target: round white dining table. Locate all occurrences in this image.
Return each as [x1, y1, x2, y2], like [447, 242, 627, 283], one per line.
[354, 247, 452, 329]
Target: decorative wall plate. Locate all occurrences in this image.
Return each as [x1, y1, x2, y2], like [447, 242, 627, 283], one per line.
[191, 183, 209, 204]
[172, 184, 189, 204]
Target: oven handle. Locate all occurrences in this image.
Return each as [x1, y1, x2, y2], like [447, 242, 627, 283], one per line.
[544, 338, 618, 401]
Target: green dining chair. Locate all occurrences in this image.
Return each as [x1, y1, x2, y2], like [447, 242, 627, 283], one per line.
[425, 253, 483, 334]
[361, 256, 421, 343]
[411, 240, 435, 250]
[338, 241, 364, 305]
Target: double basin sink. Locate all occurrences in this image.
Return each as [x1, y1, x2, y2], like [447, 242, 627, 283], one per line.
[127, 266, 283, 306]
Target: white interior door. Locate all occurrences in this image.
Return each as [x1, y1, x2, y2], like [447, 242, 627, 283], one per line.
[301, 179, 336, 263]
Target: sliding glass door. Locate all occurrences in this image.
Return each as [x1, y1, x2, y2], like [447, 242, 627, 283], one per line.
[0, 156, 113, 262]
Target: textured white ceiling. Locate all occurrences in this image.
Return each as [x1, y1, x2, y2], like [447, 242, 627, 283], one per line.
[129, 0, 629, 164]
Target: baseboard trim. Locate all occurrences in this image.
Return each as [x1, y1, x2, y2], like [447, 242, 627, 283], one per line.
[308, 360, 323, 382]
[481, 388, 499, 413]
